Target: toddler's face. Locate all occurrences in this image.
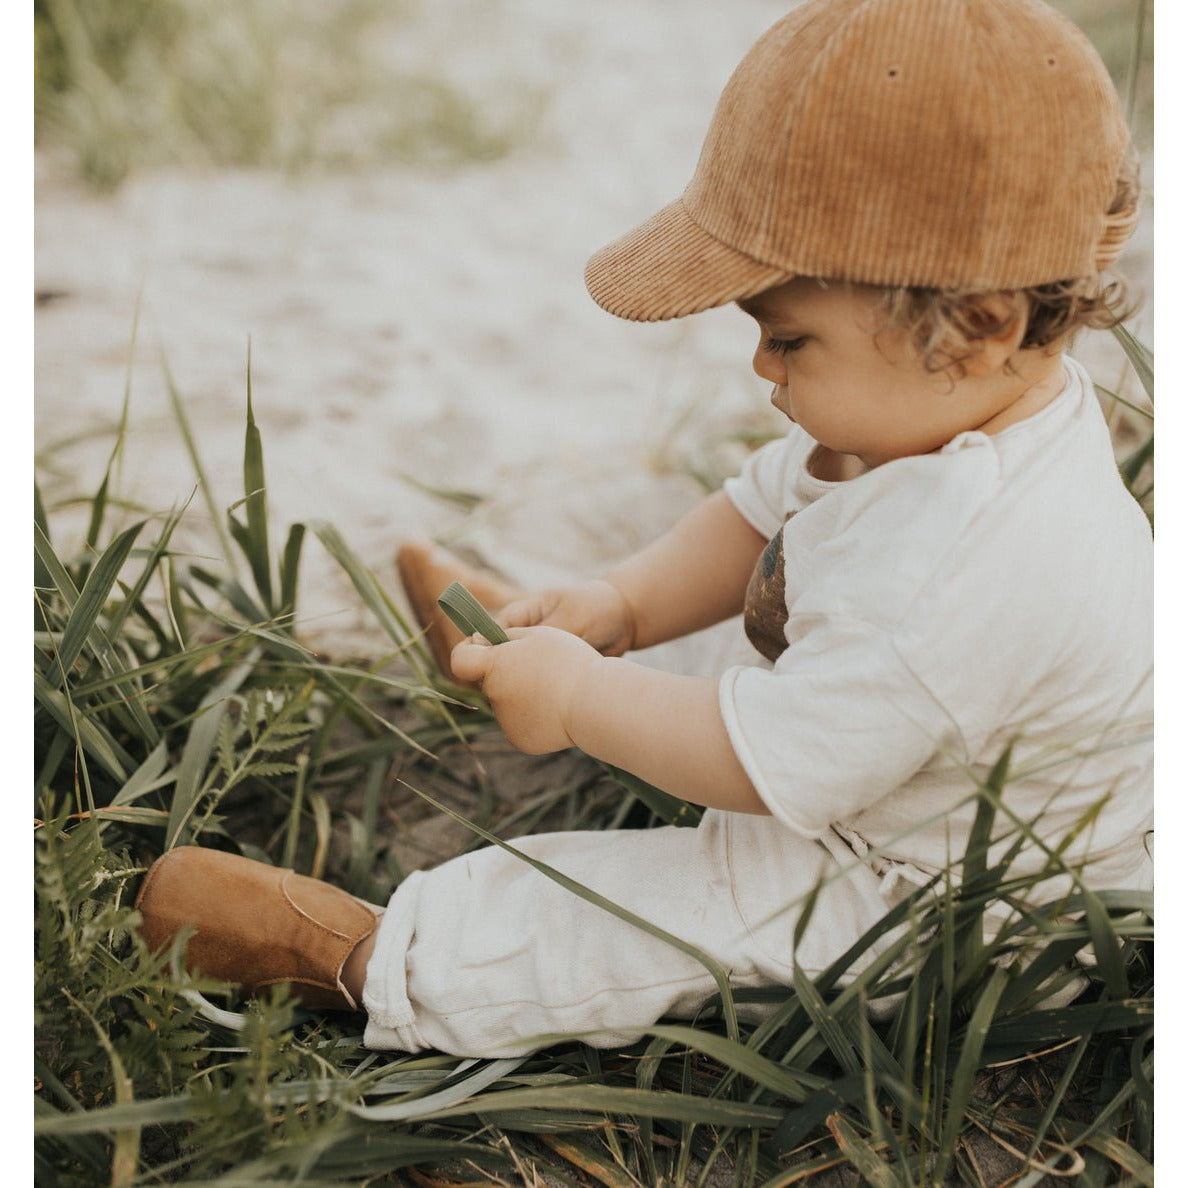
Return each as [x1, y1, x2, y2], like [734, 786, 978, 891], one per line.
[738, 278, 977, 467]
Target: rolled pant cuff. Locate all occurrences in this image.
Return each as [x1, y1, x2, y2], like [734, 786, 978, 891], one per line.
[361, 871, 429, 1052]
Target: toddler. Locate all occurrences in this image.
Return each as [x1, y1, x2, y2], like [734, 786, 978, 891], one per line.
[137, 0, 1153, 1058]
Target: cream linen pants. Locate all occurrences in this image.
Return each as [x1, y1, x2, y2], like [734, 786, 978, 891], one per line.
[361, 620, 899, 1057]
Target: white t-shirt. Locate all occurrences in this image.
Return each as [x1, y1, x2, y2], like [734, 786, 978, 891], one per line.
[719, 357, 1153, 892]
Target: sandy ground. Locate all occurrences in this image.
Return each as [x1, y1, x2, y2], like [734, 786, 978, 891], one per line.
[34, 0, 1153, 658]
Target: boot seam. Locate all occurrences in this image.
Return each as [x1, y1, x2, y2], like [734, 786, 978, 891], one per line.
[254, 974, 357, 1010]
[281, 871, 376, 941]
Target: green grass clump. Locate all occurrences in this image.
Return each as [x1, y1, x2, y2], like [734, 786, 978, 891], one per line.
[35, 338, 1153, 1183]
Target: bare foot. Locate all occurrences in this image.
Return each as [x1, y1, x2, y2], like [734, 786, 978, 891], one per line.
[396, 541, 526, 678]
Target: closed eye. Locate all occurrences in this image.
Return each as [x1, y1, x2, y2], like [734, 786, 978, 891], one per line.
[763, 335, 809, 356]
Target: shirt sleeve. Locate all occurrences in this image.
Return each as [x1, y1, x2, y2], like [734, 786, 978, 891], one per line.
[718, 614, 960, 837]
[722, 426, 816, 540]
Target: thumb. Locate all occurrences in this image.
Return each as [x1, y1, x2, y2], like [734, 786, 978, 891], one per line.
[449, 635, 495, 684]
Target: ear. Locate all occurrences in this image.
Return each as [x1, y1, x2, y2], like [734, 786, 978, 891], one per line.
[951, 292, 1029, 378]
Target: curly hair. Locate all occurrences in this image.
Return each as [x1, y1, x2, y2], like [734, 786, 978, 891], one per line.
[877, 157, 1142, 375]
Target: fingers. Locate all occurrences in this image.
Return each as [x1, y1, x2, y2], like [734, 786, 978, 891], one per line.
[449, 635, 495, 683]
[495, 596, 542, 629]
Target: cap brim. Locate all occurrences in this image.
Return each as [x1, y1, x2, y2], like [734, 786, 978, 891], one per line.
[584, 198, 793, 322]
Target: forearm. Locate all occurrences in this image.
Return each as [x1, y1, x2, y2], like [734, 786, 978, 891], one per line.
[602, 490, 767, 650]
[566, 654, 769, 815]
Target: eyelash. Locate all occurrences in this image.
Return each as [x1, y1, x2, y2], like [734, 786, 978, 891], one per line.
[763, 335, 808, 356]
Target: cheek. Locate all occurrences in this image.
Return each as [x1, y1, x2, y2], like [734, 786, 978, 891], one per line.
[783, 380, 829, 429]
[785, 375, 866, 445]
[788, 393, 822, 427]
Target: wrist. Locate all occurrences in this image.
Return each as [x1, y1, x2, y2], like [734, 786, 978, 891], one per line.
[596, 575, 638, 652]
[563, 653, 613, 754]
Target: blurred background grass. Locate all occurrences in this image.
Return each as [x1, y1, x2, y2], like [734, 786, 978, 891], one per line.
[34, 0, 546, 191]
[1055, 0, 1153, 145]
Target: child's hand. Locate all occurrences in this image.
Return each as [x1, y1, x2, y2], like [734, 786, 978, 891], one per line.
[496, 580, 635, 656]
[450, 626, 601, 754]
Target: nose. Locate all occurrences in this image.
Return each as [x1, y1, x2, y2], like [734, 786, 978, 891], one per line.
[751, 340, 786, 386]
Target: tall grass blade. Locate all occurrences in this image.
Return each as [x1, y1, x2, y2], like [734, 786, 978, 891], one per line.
[282, 753, 310, 870]
[936, 964, 1010, 1176]
[165, 654, 257, 848]
[767, 1073, 867, 1157]
[1130, 1027, 1154, 1159]
[1123, 0, 1149, 130]
[279, 522, 306, 615]
[34, 520, 81, 608]
[995, 934, 1091, 1013]
[1084, 1134, 1153, 1184]
[44, 520, 143, 686]
[825, 1112, 896, 1188]
[1120, 433, 1153, 489]
[633, 1036, 668, 1182]
[1111, 325, 1153, 400]
[600, 763, 702, 827]
[109, 740, 170, 807]
[1080, 890, 1130, 999]
[84, 473, 113, 560]
[165, 555, 188, 647]
[310, 789, 332, 878]
[186, 565, 272, 633]
[35, 730, 72, 803]
[984, 1000, 1151, 1052]
[351, 1057, 526, 1121]
[955, 746, 1011, 983]
[641, 1024, 821, 1102]
[36, 517, 160, 744]
[1094, 382, 1152, 421]
[34, 482, 50, 543]
[33, 670, 132, 782]
[239, 346, 274, 610]
[310, 522, 426, 659]
[161, 348, 237, 572]
[33, 1095, 202, 1136]
[415, 1083, 786, 1127]
[102, 503, 189, 645]
[789, 963, 861, 1076]
[537, 1132, 639, 1188]
[34, 485, 53, 599]
[62, 991, 139, 1185]
[397, 470, 485, 510]
[84, 298, 138, 554]
[1024, 1031, 1092, 1165]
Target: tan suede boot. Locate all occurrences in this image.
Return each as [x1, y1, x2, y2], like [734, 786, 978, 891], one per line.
[135, 847, 381, 1010]
[395, 540, 525, 677]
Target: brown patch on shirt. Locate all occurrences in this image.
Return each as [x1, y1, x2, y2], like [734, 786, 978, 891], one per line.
[744, 524, 789, 662]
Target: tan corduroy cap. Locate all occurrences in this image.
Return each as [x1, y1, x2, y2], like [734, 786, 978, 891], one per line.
[585, 0, 1133, 322]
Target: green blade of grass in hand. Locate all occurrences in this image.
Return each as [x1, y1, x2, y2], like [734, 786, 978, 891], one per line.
[437, 581, 510, 645]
